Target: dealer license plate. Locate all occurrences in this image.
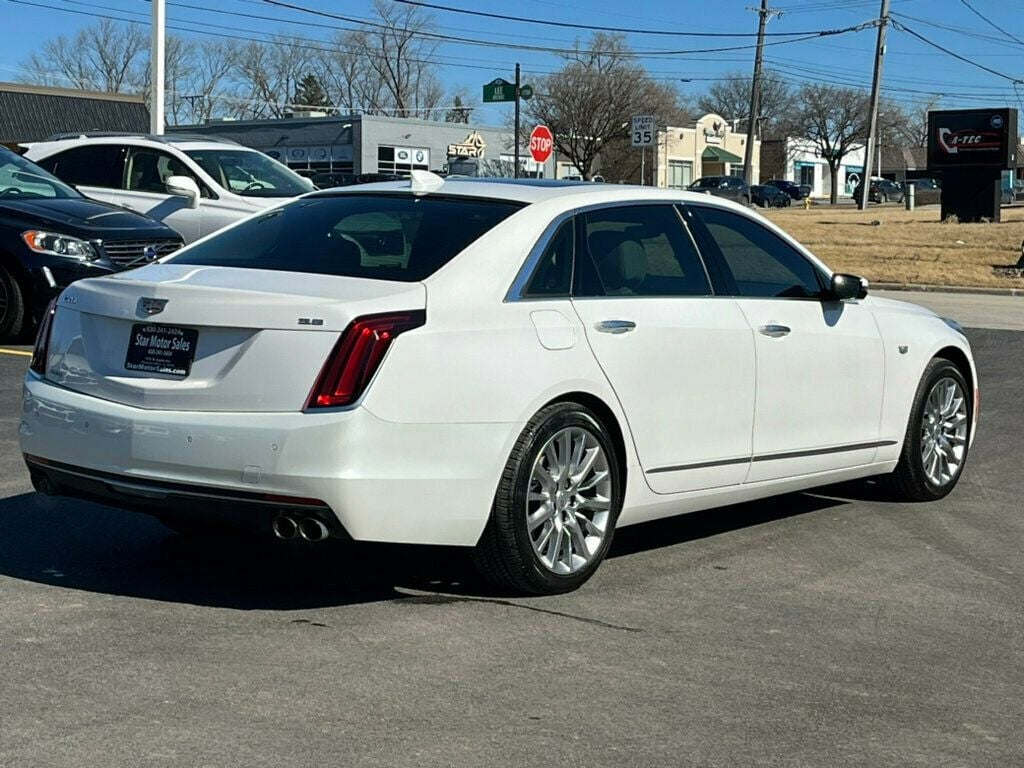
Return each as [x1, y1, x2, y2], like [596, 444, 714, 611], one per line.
[124, 323, 199, 377]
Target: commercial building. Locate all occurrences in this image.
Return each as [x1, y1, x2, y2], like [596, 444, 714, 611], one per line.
[760, 137, 866, 198]
[170, 113, 523, 178]
[655, 114, 761, 189]
[0, 81, 148, 150]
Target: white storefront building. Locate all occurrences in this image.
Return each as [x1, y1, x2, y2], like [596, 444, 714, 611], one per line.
[762, 138, 867, 199]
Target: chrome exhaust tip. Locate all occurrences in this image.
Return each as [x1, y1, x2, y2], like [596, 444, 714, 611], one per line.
[271, 514, 298, 540]
[298, 517, 330, 542]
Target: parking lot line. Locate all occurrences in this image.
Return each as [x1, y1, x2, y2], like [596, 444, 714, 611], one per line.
[0, 348, 31, 357]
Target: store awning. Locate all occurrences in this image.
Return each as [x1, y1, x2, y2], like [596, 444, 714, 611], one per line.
[702, 146, 743, 164]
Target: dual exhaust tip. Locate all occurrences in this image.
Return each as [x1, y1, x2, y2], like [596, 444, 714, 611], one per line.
[272, 514, 330, 542]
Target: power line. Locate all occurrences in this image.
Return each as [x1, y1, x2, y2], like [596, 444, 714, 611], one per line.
[957, 0, 1024, 47]
[388, 0, 823, 37]
[891, 18, 1024, 83]
[260, 0, 875, 57]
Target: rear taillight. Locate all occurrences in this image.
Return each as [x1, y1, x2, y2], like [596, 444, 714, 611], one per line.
[29, 298, 57, 375]
[306, 310, 425, 409]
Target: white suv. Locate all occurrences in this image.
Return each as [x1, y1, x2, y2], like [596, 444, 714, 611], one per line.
[25, 134, 315, 243]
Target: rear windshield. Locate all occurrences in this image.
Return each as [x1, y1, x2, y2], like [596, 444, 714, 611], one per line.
[168, 194, 524, 281]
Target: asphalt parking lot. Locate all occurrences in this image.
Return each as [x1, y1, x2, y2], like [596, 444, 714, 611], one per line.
[1, 323, 1022, 768]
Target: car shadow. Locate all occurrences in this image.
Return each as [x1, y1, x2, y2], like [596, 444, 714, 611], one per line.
[0, 485, 862, 608]
[609, 489, 848, 558]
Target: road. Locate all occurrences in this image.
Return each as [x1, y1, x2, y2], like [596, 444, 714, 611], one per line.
[0, 325, 1022, 767]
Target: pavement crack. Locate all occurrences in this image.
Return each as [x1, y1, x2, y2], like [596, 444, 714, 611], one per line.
[397, 592, 643, 633]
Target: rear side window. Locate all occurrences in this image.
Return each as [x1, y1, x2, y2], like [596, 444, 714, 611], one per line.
[576, 205, 711, 297]
[169, 194, 523, 281]
[38, 145, 126, 189]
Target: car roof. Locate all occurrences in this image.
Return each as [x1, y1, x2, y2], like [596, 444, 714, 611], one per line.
[309, 177, 744, 207]
[23, 135, 255, 156]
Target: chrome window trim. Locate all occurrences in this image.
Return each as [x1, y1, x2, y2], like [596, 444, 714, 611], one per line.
[505, 199, 718, 303]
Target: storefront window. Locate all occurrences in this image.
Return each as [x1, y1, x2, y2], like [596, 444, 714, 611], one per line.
[668, 160, 693, 189]
[377, 146, 430, 178]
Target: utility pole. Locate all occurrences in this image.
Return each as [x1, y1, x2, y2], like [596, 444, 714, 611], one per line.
[860, 0, 890, 210]
[514, 62, 521, 179]
[743, 1, 781, 186]
[150, 0, 165, 135]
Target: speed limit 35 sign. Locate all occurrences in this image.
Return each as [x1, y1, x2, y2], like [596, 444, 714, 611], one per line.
[631, 115, 655, 147]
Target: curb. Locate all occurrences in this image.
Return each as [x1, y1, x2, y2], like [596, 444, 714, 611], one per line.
[871, 282, 1024, 297]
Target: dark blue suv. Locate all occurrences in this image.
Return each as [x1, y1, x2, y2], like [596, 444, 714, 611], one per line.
[0, 147, 182, 339]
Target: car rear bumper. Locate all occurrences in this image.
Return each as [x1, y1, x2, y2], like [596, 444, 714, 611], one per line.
[19, 374, 518, 546]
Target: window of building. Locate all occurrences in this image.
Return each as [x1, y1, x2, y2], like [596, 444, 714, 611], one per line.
[667, 160, 693, 190]
[377, 146, 430, 178]
[798, 164, 815, 188]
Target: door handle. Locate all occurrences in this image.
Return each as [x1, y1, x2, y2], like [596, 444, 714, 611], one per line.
[595, 320, 636, 334]
[759, 323, 791, 338]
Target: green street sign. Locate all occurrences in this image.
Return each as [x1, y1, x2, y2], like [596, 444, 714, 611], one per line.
[483, 78, 515, 103]
[519, 84, 534, 100]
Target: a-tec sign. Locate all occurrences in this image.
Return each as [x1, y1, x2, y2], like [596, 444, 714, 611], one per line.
[927, 108, 1017, 170]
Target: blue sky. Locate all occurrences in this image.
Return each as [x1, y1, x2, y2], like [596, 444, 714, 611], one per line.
[2, 0, 1023, 125]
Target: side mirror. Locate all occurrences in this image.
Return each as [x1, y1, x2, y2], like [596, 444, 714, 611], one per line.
[830, 273, 868, 301]
[165, 175, 200, 209]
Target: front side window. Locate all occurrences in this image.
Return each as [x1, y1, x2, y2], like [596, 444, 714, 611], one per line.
[576, 205, 711, 298]
[38, 145, 125, 189]
[169, 193, 523, 281]
[184, 149, 314, 197]
[692, 206, 824, 299]
[0, 148, 79, 200]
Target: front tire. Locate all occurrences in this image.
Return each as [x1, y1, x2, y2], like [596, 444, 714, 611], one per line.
[887, 359, 971, 501]
[473, 402, 622, 595]
[740, 195, 750, 207]
[0, 265, 27, 341]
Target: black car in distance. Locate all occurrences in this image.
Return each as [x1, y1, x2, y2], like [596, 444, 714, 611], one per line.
[750, 184, 792, 208]
[0, 146, 183, 340]
[853, 178, 906, 204]
[763, 179, 806, 200]
[688, 176, 751, 206]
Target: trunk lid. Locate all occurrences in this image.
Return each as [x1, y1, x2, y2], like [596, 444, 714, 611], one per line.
[45, 264, 426, 412]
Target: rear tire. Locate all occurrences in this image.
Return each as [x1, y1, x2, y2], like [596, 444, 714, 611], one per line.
[886, 359, 971, 501]
[473, 402, 622, 595]
[0, 265, 26, 341]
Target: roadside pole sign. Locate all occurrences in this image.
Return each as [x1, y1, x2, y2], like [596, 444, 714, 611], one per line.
[519, 84, 534, 100]
[529, 125, 554, 164]
[483, 78, 515, 103]
[631, 115, 655, 147]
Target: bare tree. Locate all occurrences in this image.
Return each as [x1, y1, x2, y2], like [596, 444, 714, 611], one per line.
[234, 36, 311, 118]
[524, 33, 686, 181]
[697, 70, 794, 138]
[19, 19, 147, 93]
[794, 84, 870, 205]
[346, 0, 442, 117]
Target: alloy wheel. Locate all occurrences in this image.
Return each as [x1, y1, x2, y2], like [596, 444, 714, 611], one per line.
[526, 427, 613, 575]
[920, 376, 968, 487]
[0, 276, 8, 324]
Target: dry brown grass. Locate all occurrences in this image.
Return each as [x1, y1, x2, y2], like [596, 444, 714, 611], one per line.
[761, 204, 1024, 288]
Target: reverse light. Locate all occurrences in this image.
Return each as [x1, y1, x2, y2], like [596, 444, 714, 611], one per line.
[21, 231, 99, 261]
[306, 311, 426, 409]
[30, 298, 57, 375]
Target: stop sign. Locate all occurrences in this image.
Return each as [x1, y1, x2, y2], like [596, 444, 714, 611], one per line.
[529, 125, 553, 163]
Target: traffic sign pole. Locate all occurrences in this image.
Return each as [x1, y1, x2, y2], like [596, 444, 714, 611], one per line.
[514, 63, 521, 179]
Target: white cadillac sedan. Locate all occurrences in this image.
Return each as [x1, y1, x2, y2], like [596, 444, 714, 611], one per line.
[20, 175, 978, 594]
